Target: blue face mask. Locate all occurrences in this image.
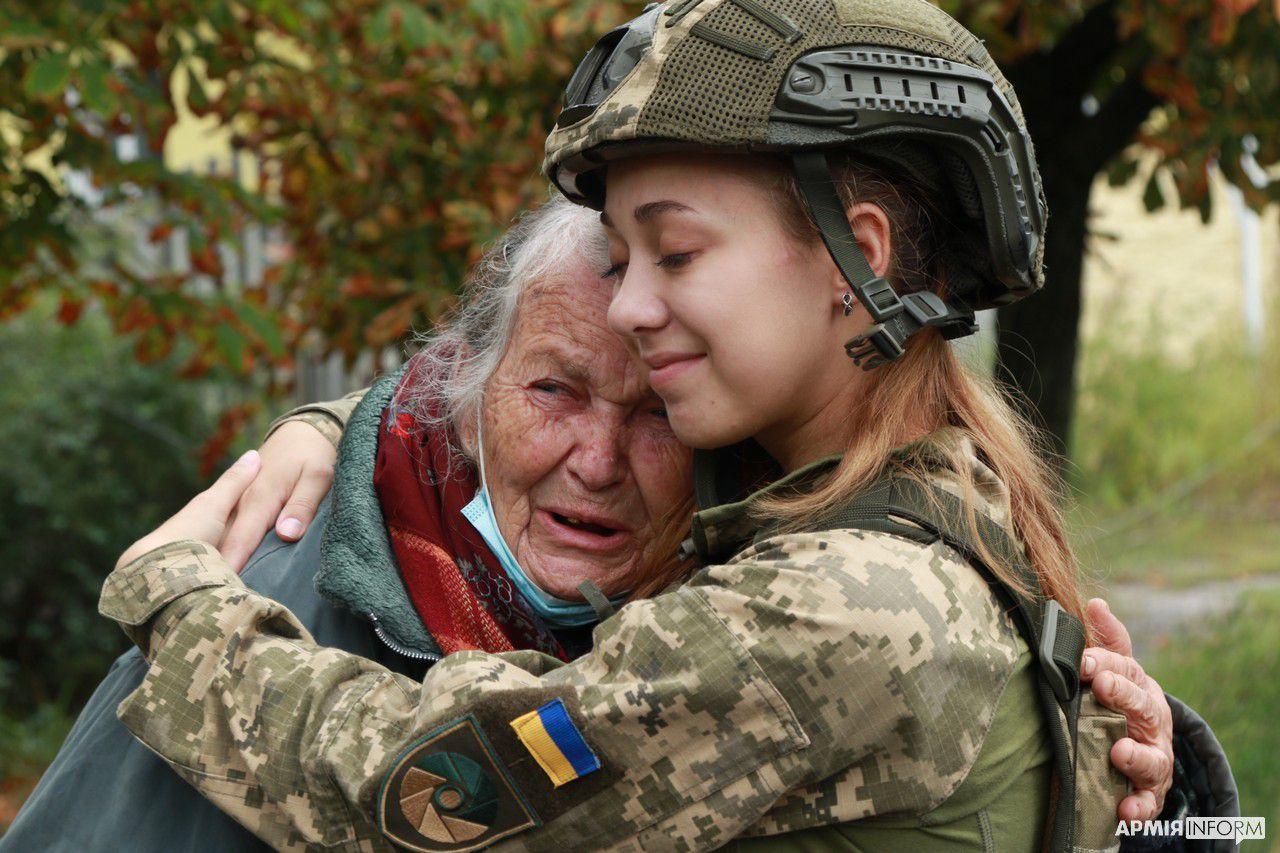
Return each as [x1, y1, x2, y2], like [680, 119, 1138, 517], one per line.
[460, 424, 624, 629]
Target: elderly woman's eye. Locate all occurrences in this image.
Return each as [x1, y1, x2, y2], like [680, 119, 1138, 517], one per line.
[533, 380, 564, 395]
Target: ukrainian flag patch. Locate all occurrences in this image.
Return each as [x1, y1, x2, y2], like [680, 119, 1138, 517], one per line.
[509, 698, 601, 787]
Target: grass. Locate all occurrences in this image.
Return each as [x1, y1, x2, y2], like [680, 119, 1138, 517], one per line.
[1074, 483, 1280, 588]
[1143, 589, 1280, 848]
[1068, 313, 1280, 588]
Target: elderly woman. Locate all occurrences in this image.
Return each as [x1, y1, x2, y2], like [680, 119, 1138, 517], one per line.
[2, 196, 693, 851]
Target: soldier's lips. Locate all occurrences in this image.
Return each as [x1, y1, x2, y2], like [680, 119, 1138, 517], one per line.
[536, 509, 632, 553]
[646, 354, 705, 391]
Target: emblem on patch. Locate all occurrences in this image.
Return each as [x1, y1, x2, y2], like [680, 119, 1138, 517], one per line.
[379, 716, 538, 852]
[509, 698, 602, 787]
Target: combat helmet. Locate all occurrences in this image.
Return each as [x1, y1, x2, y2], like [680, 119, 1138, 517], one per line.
[544, 0, 1048, 369]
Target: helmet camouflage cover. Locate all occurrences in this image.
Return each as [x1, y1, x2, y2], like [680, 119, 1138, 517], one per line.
[544, 0, 1049, 318]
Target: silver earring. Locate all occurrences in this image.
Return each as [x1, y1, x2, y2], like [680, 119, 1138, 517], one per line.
[842, 292, 854, 316]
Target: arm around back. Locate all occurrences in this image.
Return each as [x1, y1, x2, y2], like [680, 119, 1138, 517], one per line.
[98, 523, 1030, 850]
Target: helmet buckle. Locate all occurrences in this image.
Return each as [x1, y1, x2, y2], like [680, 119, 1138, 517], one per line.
[845, 325, 904, 369]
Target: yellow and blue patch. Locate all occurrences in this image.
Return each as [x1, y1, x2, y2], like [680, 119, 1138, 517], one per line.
[509, 698, 602, 787]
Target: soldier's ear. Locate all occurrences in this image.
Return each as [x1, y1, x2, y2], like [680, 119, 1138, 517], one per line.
[842, 201, 892, 282]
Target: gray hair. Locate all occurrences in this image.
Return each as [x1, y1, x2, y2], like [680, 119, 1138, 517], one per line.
[393, 192, 608, 463]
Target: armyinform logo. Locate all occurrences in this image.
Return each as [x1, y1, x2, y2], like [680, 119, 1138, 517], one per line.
[1116, 817, 1266, 842]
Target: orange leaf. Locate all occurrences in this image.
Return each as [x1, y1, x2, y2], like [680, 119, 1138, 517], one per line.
[177, 352, 213, 380]
[197, 404, 260, 478]
[56, 296, 84, 325]
[192, 245, 223, 277]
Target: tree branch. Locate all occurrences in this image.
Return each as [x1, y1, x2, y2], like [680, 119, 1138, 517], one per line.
[1007, 0, 1128, 137]
[1043, 0, 1125, 92]
[1072, 61, 1162, 177]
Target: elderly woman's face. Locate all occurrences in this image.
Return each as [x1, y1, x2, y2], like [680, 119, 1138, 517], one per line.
[480, 265, 692, 599]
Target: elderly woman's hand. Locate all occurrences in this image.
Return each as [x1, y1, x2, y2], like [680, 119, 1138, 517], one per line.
[219, 421, 338, 572]
[1080, 597, 1175, 823]
[115, 450, 262, 571]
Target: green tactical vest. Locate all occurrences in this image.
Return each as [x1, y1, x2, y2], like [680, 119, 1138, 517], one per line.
[684, 454, 1127, 852]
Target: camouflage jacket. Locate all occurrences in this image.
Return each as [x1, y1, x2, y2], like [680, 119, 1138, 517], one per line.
[99, 429, 1112, 852]
[265, 387, 368, 448]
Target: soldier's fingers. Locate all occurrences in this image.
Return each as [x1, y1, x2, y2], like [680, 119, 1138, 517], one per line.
[1117, 788, 1161, 822]
[221, 488, 286, 573]
[1111, 737, 1173, 793]
[199, 450, 262, 518]
[275, 461, 334, 541]
[1080, 647, 1146, 685]
[1094, 672, 1163, 738]
[1086, 598, 1134, 657]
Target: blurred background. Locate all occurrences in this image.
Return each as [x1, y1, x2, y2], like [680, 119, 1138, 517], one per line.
[0, 0, 1277, 841]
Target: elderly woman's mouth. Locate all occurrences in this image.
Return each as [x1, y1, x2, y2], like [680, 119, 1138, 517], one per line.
[536, 508, 632, 552]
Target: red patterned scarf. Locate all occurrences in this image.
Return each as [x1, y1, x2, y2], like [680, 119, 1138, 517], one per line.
[373, 367, 567, 661]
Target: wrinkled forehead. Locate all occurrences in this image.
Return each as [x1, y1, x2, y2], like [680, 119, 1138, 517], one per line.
[506, 268, 646, 396]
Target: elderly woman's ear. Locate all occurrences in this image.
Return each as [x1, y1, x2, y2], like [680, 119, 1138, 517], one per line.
[457, 416, 480, 464]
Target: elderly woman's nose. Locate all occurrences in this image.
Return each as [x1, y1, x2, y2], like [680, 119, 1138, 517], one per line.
[606, 271, 668, 338]
[566, 421, 627, 491]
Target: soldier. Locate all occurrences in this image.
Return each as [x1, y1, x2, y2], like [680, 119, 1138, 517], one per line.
[95, 2, 1237, 850]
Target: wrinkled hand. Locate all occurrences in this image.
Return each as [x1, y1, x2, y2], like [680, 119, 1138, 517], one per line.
[219, 420, 337, 573]
[1080, 597, 1174, 822]
[116, 450, 262, 570]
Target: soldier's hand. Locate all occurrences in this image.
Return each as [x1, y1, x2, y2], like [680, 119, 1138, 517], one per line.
[1080, 597, 1174, 823]
[220, 420, 337, 573]
[116, 450, 262, 570]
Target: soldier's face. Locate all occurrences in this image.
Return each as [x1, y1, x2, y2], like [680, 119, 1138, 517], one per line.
[603, 152, 873, 468]
[480, 268, 692, 600]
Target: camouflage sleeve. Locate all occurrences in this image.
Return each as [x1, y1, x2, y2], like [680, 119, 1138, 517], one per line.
[99, 528, 1019, 851]
[263, 387, 369, 449]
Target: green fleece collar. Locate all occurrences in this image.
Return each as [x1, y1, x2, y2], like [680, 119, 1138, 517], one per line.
[315, 365, 442, 658]
[687, 453, 841, 563]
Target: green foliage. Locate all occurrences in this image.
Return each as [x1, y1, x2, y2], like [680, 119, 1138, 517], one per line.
[0, 0, 635, 380]
[0, 704, 75, 783]
[1069, 315, 1280, 587]
[945, 0, 1280, 224]
[1145, 590, 1280, 828]
[0, 303, 219, 714]
[1070, 321, 1276, 510]
[0, 0, 1276, 388]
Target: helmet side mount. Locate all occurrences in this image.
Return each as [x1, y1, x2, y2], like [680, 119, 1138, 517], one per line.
[772, 47, 1046, 304]
[791, 149, 978, 370]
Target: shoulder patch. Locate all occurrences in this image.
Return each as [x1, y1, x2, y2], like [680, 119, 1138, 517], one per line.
[378, 715, 539, 852]
[510, 698, 602, 787]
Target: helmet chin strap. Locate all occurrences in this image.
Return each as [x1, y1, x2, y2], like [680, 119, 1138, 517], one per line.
[790, 150, 978, 370]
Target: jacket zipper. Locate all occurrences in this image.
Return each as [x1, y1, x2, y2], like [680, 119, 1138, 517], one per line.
[366, 612, 441, 663]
